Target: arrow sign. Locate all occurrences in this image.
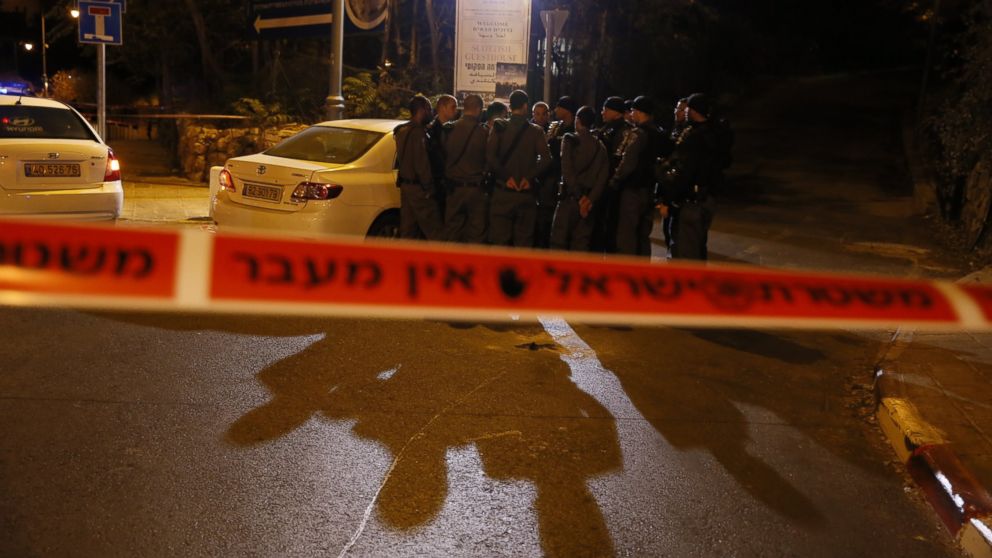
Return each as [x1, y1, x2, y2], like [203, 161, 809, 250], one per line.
[253, 12, 333, 33]
[248, 0, 335, 39]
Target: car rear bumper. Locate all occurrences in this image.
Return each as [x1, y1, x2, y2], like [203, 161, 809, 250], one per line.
[0, 181, 123, 220]
[213, 190, 385, 238]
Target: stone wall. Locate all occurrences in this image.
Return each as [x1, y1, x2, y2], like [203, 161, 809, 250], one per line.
[176, 121, 310, 183]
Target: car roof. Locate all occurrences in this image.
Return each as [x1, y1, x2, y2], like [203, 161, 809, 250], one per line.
[311, 118, 406, 133]
[0, 94, 74, 110]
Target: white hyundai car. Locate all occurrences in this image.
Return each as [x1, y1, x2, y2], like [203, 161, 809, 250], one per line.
[211, 119, 404, 238]
[0, 94, 122, 220]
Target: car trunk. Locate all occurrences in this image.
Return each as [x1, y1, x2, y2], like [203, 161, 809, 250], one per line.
[0, 140, 110, 191]
[225, 154, 340, 212]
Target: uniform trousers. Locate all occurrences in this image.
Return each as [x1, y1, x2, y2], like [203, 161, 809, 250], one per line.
[671, 197, 716, 260]
[489, 187, 537, 247]
[443, 184, 489, 244]
[550, 197, 597, 252]
[400, 183, 443, 241]
[615, 186, 655, 257]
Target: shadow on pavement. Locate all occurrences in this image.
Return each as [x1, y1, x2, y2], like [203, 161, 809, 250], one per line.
[107, 314, 624, 557]
[681, 328, 827, 365]
[572, 325, 879, 527]
[227, 320, 621, 556]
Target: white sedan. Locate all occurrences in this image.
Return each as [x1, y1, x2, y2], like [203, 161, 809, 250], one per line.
[0, 95, 122, 220]
[211, 119, 404, 238]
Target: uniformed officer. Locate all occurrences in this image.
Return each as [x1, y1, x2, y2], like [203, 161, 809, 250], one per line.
[662, 97, 689, 254]
[670, 97, 689, 142]
[657, 93, 720, 260]
[394, 95, 443, 241]
[624, 99, 636, 126]
[531, 101, 551, 132]
[441, 94, 489, 244]
[485, 101, 508, 129]
[609, 95, 673, 257]
[427, 95, 459, 200]
[551, 106, 609, 252]
[486, 90, 552, 247]
[537, 96, 578, 249]
[591, 96, 630, 254]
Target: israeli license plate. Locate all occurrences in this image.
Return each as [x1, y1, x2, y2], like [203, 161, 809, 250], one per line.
[24, 163, 81, 177]
[243, 183, 282, 202]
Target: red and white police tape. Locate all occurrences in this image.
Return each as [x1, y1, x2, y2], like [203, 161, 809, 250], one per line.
[4, 218, 992, 330]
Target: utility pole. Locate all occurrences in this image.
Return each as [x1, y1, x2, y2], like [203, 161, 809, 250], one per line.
[98, 44, 106, 138]
[41, 15, 48, 96]
[540, 9, 568, 104]
[325, 0, 345, 120]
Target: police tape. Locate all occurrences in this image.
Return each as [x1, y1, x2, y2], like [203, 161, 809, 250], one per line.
[2, 218, 992, 330]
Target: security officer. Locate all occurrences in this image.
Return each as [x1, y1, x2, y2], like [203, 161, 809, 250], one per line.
[537, 96, 578, 248]
[486, 90, 552, 247]
[485, 101, 508, 129]
[551, 106, 608, 251]
[531, 101, 551, 132]
[662, 96, 689, 255]
[441, 94, 489, 244]
[609, 95, 672, 257]
[591, 96, 630, 253]
[657, 93, 719, 260]
[394, 95, 443, 241]
[670, 97, 689, 142]
[427, 95, 458, 199]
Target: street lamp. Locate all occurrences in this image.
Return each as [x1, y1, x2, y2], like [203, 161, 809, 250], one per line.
[23, 42, 34, 51]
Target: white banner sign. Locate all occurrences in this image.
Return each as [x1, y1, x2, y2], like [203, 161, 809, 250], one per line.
[454, 0, 532, 102]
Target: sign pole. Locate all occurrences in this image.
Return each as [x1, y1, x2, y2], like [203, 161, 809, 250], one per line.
[77, 1, 122, 138]
[98, 43, 106, 138]
[543, 28, 552, 104]
[325, 0, 345, 120]
[540, 10, 568, 105]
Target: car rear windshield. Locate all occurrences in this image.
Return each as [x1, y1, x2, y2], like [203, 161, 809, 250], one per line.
[265, 126, 383, 164]
[0, 105, 96, 140]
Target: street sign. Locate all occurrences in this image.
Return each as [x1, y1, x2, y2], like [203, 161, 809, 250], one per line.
[93, 0, 126, 13]
[540, 9, 568, 37]
[249, 0, 334, 39]
[78, 0, 122, 45]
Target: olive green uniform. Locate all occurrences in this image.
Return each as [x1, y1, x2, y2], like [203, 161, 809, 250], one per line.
[485, 115, 552, 247]
[395, 122, 443, 241]
[442, 114, 489, 244]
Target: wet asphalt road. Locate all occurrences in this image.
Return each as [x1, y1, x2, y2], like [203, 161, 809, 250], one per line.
[0, 72, 968, 556]
[0, 310, 958, 556]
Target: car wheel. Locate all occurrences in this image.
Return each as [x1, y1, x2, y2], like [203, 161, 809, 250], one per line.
[366, 211, 401, 239]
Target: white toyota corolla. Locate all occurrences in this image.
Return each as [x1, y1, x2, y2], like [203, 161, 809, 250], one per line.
[211, 119, 404, 238]
[0, 94, 122, 220]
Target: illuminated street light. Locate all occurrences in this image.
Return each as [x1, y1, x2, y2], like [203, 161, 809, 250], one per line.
[23, 42, 34, 51]
[71, 8, 79, 18]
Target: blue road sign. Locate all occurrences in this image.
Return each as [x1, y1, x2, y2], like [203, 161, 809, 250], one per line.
[78, 0, 123, 46]
[92, 0, 127, 13]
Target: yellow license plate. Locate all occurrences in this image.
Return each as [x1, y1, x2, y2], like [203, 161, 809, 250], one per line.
[25, 163, 81, 177]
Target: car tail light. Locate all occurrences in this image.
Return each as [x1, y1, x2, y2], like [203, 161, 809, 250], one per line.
[104, 149, 121, 182]
[291, 182, 343, 201]
[218, 168, 235, 192]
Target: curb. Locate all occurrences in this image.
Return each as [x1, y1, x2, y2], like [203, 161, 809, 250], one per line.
[875, 332, 992, 558]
